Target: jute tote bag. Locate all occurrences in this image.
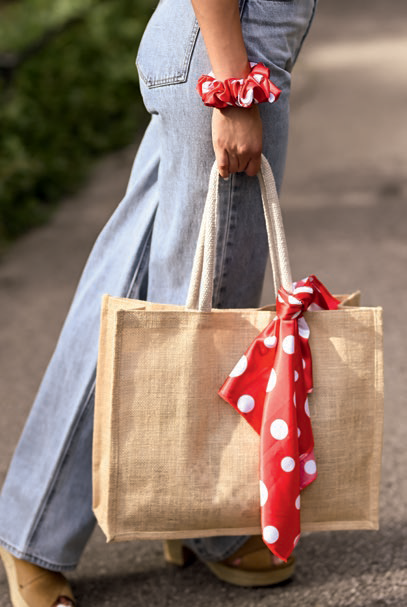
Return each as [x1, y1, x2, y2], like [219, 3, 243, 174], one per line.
[92, 156, 383, 542]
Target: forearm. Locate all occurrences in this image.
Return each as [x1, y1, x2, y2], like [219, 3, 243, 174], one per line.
[191, 0, 262, 178]
[191, 0, 250, 79]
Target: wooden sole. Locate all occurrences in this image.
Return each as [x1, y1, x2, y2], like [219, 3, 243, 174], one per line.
[163, 540, 295, 587]
[205, 556, 295, 587]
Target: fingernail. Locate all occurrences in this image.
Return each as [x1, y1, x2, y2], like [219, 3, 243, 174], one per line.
[223, 176, 230, 181]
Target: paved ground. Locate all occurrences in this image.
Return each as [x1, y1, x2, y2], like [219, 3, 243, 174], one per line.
[1, 1, 407, 605]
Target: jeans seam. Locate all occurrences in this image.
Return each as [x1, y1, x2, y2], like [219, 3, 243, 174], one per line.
[24, 373, 97, 556]
[127, 209, 156, 298]
[212, 177, 234, 308]
[239, 0, 248, 18]
[292, 0, 318, 66]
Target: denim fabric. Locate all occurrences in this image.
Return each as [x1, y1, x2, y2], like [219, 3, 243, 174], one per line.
[0, 0, 317, 570]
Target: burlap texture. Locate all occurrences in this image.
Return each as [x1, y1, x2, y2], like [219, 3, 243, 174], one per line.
[93, 291, 384, 542]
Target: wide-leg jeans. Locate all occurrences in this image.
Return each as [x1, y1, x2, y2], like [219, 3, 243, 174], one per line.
[0, 0, 317, 570]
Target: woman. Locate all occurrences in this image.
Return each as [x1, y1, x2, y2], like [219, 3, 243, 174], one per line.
[0, 0, 317, 604]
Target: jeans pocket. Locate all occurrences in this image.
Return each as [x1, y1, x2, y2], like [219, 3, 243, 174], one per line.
[136, 0, 199, 89]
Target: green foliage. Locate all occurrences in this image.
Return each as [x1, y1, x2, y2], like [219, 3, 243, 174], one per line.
[0, 0, 95, 52]
[0, 0, 154, 245]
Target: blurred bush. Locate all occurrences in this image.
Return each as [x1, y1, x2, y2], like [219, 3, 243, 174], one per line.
[0, 0, 155, 247]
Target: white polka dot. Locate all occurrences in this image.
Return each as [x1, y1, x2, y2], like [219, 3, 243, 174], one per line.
[277, 293, 285, 303]
[304, 459, 317, 475]
[266, 368, 277, 392]
[293, 534, 301, 547]
[270, 419, 289, 440]
[229, 355, 247, 377]
[294, 286, 314, 295]
[297, 427, 301, 438]
[259, 480, 268, 507]
[237, 394, 255, 414]
[239, 89, 254, 106]
[281, 457, 295, 472]
[264, 335, 277, 348]
[293, 393, 296, 407]
[302, 358, 306, 369]
[294, 370, 299, 382]
[295, 495, 301, 510]
[282, 335, 295, 355]
[298, 317, 310, 339]
[288, 295, 302, 305]
[263, 525, 279, 544]
[304, 398, 310, 417]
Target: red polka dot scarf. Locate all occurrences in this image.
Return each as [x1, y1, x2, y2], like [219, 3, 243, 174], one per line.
[219, 275, 340, 561]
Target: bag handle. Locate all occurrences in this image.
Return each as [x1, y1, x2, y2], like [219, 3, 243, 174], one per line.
[186, 154, 293, 311]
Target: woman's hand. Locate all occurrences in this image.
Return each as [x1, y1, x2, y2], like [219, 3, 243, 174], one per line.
[191, 0, 263, 177]
[212, 105, 263, 178]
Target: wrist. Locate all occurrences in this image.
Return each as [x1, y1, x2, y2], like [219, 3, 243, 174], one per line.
[212, 58, 251, 81]
[217, 105, 260, 117]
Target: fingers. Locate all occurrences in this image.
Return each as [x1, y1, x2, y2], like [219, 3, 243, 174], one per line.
[237, 147, 261, 176]
[214, 151, 244, 179]
[216, 149, 230, 179]
[216, 149, 261, 180]
[228, 153, 240, 175]
[219, 153, 261, 179]
[244, 153, 262, 177]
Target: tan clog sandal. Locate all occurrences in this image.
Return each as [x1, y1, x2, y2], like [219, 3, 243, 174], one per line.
[163, 536, 295, 587]
[0, 546, 75, 607]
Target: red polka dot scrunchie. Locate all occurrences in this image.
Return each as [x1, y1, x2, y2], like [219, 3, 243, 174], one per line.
[197, 62, 281, 109]
[218, 275, 340, 562]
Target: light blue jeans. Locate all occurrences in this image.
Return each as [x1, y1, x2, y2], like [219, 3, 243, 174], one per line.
[0, 0, 317, 571]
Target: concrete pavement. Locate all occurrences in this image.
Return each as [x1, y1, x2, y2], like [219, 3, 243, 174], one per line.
[1, 1, 406, 605]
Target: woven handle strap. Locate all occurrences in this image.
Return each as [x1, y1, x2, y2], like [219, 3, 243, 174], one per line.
[186, 155, 293, 311]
